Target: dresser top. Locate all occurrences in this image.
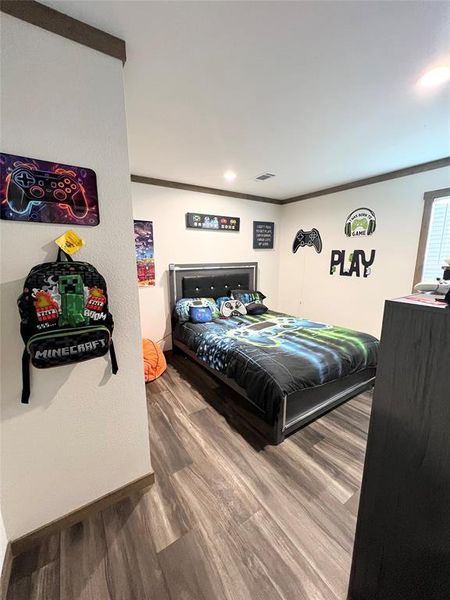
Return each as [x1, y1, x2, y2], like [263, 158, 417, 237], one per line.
[389, 294, 449, 313]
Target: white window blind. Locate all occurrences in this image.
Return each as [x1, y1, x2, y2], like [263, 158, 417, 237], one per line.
[422, 196, 450, 281]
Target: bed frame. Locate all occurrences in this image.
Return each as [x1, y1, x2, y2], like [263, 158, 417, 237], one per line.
[169, 262, 375, 444]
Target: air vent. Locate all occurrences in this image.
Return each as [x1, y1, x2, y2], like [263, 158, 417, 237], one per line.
[255, 172, 276, 181]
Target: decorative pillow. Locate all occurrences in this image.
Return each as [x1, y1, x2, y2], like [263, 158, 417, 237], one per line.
[231, 290, 266, 306]
[245, 302, 268, 316]
[219, 299, 247, 318]
[174, 297, 219, 323]
[215, 296, 230, 311]
[189, 305, 213, 323]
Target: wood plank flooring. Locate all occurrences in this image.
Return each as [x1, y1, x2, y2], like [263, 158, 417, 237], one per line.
[6, 353, 372, 600]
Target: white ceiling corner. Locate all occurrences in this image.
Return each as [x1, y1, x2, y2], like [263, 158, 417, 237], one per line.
[43, 0, 450, 199]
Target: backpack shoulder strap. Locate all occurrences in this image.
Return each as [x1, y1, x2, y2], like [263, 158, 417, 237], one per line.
[21, 348, 30, 404]
[110, 340, 118, 375]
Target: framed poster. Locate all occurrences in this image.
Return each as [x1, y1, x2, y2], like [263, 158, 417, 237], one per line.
[134, 220, 155, 286]
[0, 152, 99, 226]
[186, 212, 240, 231]
[253, 221, 274, 249]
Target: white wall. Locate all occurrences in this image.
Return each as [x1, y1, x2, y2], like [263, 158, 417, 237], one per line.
[277, 168, 450, 338]
[133, 170, 449, 345]
[0, 509, 6, 574]
[0, 15, 151, 540]
[0, 414, 5, 569]
[133, 184, 281, 349]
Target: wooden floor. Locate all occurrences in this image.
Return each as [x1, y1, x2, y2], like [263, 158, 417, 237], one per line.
[6, 353, 372, 600]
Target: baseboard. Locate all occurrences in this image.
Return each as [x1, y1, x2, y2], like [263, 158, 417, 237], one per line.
[11, 471, 155, 556]
[0, 543, 13, 600]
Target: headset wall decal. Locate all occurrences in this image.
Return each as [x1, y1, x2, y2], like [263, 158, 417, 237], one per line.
[344, 208, 376, 237]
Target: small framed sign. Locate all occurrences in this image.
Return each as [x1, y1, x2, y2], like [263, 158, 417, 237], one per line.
[186, 213, 240, 231]
[253, 221, 274, 249]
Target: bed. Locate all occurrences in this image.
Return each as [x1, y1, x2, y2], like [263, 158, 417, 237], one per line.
[169, 262, 378, 444]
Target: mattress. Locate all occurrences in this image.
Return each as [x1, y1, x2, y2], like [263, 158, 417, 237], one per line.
[173, 311, 379, 421]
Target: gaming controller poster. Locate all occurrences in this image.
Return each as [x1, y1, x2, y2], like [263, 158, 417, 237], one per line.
[134, 220, 155, 286]
[0, 152, 99, 226]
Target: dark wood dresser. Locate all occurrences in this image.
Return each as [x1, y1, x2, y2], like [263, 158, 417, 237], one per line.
[348, 296, 450, 600]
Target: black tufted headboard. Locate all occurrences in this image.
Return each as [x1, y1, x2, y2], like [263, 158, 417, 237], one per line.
[169, 263, 258, 306]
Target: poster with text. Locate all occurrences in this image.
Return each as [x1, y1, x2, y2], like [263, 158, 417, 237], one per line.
[253, 221, 274, 249]
[134, 220, 155, 286]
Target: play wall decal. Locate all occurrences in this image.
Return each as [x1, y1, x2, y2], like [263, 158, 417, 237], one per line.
[330, 249, 376, 278]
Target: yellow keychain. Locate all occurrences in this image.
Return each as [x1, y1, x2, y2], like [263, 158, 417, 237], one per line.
[55, 230, 85, 255]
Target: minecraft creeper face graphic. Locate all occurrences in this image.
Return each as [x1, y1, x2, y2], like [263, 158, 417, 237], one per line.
[58, 275, 89, 327]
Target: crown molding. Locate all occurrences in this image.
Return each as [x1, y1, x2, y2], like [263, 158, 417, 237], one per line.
[281, 157, 450, 204]
[131, 174, 282, 205]
[131, 157, 450, 207]
[0, 0, 126, 64]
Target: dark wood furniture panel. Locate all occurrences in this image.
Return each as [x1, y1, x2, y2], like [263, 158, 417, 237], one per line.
[348, 299, 450, 600]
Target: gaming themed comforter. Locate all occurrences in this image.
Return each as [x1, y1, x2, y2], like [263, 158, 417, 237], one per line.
[173, 311, 379, 418]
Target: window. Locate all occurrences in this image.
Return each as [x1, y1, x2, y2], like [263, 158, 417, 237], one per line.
[414, 188, 450, 286]
[422, 196, 450, 280]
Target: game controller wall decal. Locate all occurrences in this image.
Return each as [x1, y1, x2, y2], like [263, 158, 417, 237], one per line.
[292, 228, 323, 254]
[330, 249, 376, 278]
[0, 152, 99, 226]
[344, 208, 376, 237]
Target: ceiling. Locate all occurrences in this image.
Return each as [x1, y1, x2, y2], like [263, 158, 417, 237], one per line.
[43, 1, 450, 199]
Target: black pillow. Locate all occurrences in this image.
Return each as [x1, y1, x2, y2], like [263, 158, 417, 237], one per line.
[246, 302, 268, 315]
[231, 290, 266, 305]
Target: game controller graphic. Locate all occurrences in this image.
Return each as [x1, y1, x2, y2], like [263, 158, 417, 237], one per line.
[352, 218, 368, 232]
[292, 228, 322, 254]
[6, 167, 88, 218]
[221, 299, 247, 318]
[226, 317, 330, 348]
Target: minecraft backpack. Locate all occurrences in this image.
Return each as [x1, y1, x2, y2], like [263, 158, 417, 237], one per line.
[18, 249, 118, 403]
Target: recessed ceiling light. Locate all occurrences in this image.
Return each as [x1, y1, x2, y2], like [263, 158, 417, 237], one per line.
[418, 66, 450, 88]
[223, 170, 237, 182]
